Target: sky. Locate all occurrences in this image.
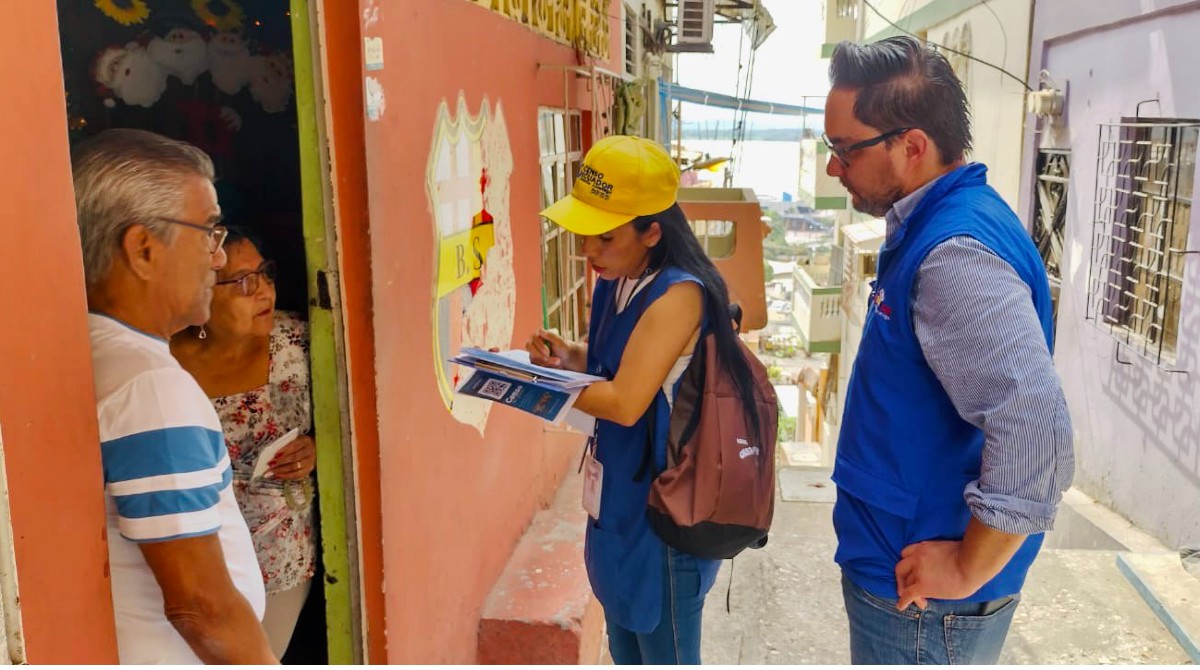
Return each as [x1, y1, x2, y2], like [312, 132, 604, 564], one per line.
[674, 0, 831, 125]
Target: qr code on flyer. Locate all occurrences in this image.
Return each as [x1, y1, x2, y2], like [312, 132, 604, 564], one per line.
[478, 378, 512, 400]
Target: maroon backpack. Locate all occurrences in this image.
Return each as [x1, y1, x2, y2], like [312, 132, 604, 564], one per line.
[645, 331, 779, 559]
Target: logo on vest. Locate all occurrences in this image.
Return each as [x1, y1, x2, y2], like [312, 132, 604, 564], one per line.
[870, 284, 892, 320]
[577, 164, 614, 200]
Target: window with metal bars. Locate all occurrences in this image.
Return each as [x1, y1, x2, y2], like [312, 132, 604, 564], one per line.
[1032, 149, 1069, 330]
[1086, 118, 1198, 368]
[538, 108, 590, 342]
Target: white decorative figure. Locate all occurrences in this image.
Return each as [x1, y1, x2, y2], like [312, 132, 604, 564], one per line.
[207, 30, 252, 95]
[94, 43, 169, 108]
[148, 28, 209, 85]
[248, 52, 293, 113]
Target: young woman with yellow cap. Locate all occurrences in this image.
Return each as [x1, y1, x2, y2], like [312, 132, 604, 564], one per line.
[526, 135, 765, 664]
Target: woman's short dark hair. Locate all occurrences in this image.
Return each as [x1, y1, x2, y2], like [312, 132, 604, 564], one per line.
[829, 35, 971, 165]
[221, 225, 266, 256]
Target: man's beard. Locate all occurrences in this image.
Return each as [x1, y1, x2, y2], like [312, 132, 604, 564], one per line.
[852, 184, 905, 217]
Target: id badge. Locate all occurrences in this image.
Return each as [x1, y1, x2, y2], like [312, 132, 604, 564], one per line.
[582, 451, 603, 520]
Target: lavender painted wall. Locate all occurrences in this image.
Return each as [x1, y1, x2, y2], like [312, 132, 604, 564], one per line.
[1018, 0, 1200, 549]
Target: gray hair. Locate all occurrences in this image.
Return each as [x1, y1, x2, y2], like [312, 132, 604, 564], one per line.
[71, 129, 215, 286]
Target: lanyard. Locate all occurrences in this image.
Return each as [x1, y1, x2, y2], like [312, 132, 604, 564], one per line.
[580, 270, 657, 471]
[592, 270, 655, 358]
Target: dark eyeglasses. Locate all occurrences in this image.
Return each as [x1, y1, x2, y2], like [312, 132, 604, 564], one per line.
[822, 127, 912, 167]
[152, 217, 229, 254]
[216, 260, 277, 296]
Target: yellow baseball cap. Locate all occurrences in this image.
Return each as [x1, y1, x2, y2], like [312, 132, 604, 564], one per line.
[540, 135, 680, 236]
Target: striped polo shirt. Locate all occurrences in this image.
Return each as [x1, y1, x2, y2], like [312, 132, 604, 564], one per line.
[88, 313, 264, 664]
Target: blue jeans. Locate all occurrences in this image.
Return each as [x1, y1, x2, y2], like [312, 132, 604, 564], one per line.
[842, 573, 1020, 665]
[607, 548, 708, 664]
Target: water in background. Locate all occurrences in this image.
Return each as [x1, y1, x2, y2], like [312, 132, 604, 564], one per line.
[682, 139, 803, 201]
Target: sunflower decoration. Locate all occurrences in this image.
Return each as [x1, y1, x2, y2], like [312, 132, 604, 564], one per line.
[94, 0, 150, 26]
[192, 0, 245, 32]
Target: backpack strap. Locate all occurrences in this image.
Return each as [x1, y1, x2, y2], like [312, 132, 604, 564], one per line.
[670, 299, 740, 456]
[673, 335, 707, 452]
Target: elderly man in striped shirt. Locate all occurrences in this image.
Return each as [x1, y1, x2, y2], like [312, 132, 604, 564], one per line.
[74, 129, 276, 664]
[822, 37, 1075, 664]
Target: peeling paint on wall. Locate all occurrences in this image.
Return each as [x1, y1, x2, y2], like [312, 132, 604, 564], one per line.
[362, 1, 380, 31]
[365, 76, 385, 121]
[426, 95, 516, 434]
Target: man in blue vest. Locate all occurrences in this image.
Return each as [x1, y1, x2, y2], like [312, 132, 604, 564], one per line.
[823, 36, 1075, 664]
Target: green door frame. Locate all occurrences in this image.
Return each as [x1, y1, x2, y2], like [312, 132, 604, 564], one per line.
[290, 0, 363, 663]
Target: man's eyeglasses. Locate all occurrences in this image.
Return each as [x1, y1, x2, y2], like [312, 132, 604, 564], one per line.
[216, 260, 277, 297]
[822, 127, 912, 167]
[153, 217, 229, 254]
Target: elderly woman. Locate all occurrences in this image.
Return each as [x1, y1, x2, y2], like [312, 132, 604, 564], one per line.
[171, 228, 317, 659]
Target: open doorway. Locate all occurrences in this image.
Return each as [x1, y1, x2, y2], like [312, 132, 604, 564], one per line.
[56, 0, 360, 662]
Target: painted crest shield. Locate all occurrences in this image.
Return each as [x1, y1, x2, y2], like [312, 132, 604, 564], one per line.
[425, 95, 516, 434]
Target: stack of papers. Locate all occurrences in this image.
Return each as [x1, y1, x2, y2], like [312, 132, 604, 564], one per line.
[450, 348, 604, 424]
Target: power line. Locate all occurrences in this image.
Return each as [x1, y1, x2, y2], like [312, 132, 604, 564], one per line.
[861, 0, 1033, 92]
[979, 0, 1019, 93]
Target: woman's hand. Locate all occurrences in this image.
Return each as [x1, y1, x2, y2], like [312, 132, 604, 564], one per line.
[268, 434, 316, 480]
[525, 329, 579, 370]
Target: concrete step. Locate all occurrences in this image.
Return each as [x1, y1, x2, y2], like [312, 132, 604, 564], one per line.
[1002, 548, 1190, 664]
[702, 499, 844, 664]
[778, 466, 835, 503]
[778, 441, 826, 468]
[1117, 552, 1200, 662]
[702, 494, 1192, 664]
[477, 469, 604, 664]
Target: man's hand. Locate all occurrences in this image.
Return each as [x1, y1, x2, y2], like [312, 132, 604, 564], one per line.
[895, 540, 978, 610]
[894, 517, 1026, 611]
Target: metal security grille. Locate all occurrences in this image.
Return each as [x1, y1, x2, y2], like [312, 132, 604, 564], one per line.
[538, 109, 588, 341]
[1086, 118, 1198, 368]
[1033, 150, 1069, 328]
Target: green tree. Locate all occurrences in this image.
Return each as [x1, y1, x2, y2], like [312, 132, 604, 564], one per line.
[762, 209, 804, 262]
[764, 261, 774, 283]
[777, 414, 797, 444]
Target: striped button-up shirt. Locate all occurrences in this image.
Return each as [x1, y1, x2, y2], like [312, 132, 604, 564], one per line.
[885, 174, 1075, 536]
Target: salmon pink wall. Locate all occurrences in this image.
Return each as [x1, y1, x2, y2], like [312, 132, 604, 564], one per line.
[357, 0, 619, 662]
[0, 4, 118, 663]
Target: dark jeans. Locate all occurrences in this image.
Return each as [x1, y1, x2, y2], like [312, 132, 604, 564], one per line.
[607, 547, 708, 664]
[842, 572, 1020, 665]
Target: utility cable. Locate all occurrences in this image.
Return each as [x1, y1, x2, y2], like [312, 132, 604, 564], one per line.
[730, 21, 747, 153]
[980, 0, 1020, 94]
[861, 0, 1033, 92]
[732, 20, 760, 184]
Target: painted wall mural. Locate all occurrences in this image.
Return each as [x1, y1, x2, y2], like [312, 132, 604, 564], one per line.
[426, 95, 517, 434]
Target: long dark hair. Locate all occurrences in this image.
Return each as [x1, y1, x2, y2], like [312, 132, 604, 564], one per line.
[633, 204, 765, 446]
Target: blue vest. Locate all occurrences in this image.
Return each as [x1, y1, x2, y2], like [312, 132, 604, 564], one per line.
[833, 163, 1054, 602]
[584, 266, 721, 633]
